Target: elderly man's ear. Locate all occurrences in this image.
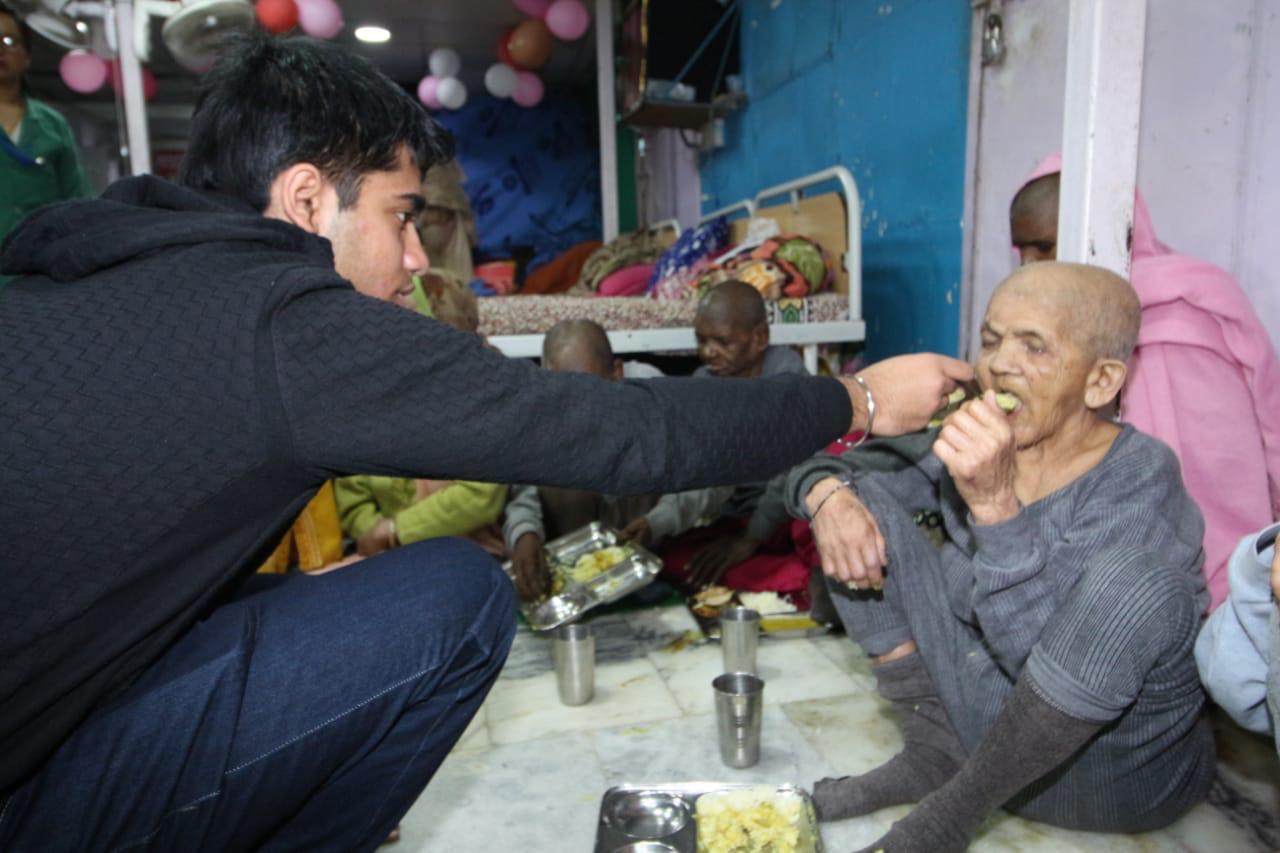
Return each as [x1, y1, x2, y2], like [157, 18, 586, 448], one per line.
[1083, 359, 1128, 410]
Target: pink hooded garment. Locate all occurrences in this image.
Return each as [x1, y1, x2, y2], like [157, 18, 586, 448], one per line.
[1019, 154, 1280, 611]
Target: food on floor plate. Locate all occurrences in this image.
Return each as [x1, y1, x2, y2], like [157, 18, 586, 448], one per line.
[695, 786, 809, 853]
[737, 591, 796, 615]
[691, 585, 735, 617]
[564, 544, 632, 583]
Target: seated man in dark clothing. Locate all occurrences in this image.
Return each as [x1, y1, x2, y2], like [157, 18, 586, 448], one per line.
[503, 318, 713, 601]
[623, 281, 807, 590]
[786, 262, 1214, 850]
[0, 32, 972, 852]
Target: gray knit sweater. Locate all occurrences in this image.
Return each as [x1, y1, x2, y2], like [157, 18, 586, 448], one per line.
[786, 426, 1215, 828]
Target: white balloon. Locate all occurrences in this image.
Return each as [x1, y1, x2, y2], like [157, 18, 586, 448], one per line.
[429, 47, 461, 79]
[436, 76, 468, 110]
[484, 63, 519, 99]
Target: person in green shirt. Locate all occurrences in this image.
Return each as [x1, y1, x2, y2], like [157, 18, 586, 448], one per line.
[335, 274, 509, 557]
[0, 4, 92, 283]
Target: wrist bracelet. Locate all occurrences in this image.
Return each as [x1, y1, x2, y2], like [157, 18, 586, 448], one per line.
[849, 374, 876, 449]
[809, 474, 856, 521]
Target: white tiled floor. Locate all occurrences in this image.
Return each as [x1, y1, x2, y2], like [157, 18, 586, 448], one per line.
[399, 603, 1280, 852]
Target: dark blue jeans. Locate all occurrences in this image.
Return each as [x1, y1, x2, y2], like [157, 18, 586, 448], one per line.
[0, 538, 516, 852]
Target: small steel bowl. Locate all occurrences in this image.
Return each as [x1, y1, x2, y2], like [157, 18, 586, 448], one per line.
[606, 792, 691, 839]
[611, 843, 679, 853]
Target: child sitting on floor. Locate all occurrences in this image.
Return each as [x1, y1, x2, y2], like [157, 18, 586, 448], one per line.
[502, 318, 721, 601]
[335, 275, 508, 558]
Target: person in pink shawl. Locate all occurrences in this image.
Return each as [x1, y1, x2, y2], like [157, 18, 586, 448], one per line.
[1009, 154, 1280, 611]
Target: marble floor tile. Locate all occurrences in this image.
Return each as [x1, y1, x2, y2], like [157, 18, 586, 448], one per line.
[809, 632, 876, 692]
[452, 704, 489, 755]
[486, 656, 683, 746]
[651, 636, 862, 716]
[782, 694, 1276, 852]
[783, 691, 902, 778]
[624, 602, 702, 638]
[411, 603, 1280, 852]
[501, 607, 696, 681]
[1212, 707, 1280, 817]
[591, 707, 835, 789]
[400, 730, 605, 852]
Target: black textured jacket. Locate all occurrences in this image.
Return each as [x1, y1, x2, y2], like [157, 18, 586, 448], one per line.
[0, 176, 851, 791]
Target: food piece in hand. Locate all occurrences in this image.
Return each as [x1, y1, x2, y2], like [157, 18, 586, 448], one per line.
[928, 384, 979, 428]
[696, 787, 809, 853]
[994, 391, 1019, 412]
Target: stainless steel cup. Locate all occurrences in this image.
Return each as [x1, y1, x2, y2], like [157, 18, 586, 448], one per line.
[552, 622, 595, 705]
[720, 606, 760, 675]
[713, 672, 764, 768]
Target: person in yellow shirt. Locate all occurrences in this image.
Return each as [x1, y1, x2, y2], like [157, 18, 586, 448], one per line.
[335, 274, 508, 557]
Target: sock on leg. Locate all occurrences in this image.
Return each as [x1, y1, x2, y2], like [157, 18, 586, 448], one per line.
[812, 652, 967, 821]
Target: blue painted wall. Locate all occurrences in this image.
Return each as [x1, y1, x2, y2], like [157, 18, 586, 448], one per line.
[701, 0, 970, 360]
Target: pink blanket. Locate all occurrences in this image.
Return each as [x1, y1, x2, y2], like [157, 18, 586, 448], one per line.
[1022, 155, 1280, 610]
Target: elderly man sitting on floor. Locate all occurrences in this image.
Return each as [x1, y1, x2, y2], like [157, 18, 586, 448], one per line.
[786, 262, 1214, 851]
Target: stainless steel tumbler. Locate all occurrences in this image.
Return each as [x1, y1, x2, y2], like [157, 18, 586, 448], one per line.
[552, 622, 595, 705]
[713, 671, 765, 768]
[720, 606, 760, 675]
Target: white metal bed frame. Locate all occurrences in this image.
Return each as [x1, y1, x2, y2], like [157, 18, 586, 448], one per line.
[488, 166, 867, 374]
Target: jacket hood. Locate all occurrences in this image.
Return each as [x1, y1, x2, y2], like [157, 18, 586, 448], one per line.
[1020, 152, 1170, 262]
[0, 175, 332, 282]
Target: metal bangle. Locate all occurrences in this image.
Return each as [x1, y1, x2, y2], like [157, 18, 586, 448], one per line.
[809, 474, 856, 521]
[847, 374, 876, 449]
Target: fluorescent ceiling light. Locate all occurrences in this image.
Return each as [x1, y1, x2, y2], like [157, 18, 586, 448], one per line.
[355, 25, 391, 44]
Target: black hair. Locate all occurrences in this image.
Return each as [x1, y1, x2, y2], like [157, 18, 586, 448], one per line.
[0, 2, 34, 52]
[178, 32, 453, 211]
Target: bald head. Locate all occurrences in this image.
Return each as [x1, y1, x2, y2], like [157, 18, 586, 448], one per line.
[1010, 172, 1060, 264]
[542, 319, 618, 379]
[998, 261, 1140, 361]
[1010, 173, 1060, 225]
[696, 280, 767, 330]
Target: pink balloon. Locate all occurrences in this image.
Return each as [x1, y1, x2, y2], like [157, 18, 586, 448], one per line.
[296, 0, 343, 39]
[106, 60, 159, 101]
[512, 71, 544, 108]
[513, 0, 551, 17]
[59, 50, 108, 94]
[417, 75, 442, 110]
[545, 0, 590, 40]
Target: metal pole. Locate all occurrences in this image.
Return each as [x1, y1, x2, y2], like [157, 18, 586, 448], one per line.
[1058, 0, 1147, 276]
[595, 0, 619, 241]
[112, 0, 152, 175]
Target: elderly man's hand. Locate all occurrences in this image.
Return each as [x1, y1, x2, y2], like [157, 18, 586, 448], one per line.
[805, 477, 888, 589]
[849, 353, 974, 437]
[511, 532, 550, 602]
[933, 391, 1020, 525]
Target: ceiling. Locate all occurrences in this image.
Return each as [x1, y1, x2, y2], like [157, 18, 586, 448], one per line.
[23, 0, 600, 125]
